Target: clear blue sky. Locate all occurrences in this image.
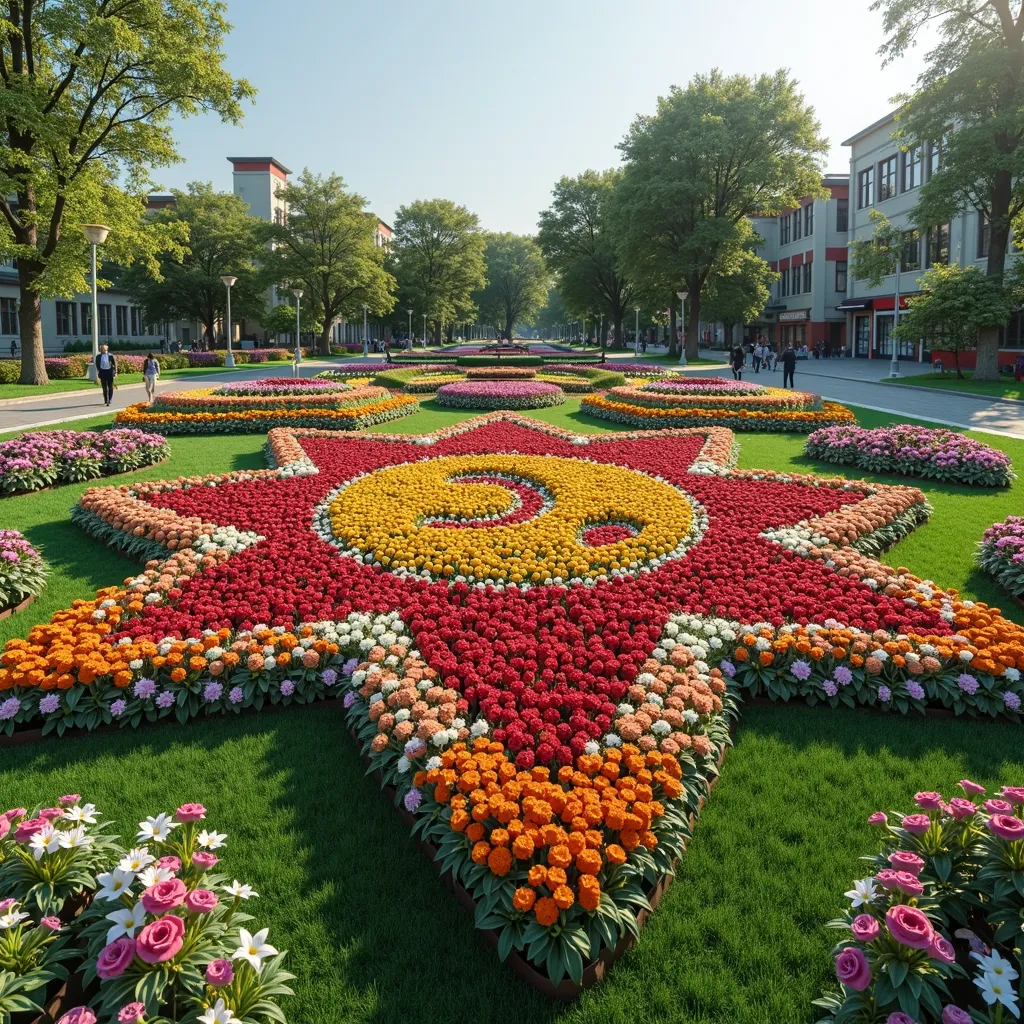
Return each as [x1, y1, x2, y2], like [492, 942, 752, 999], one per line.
[162, 0, 926, 233]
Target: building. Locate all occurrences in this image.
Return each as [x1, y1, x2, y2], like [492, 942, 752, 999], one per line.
[1, 154, 392, 355]
[740, 174, 850, 354]
[840, 109, 1024, 367]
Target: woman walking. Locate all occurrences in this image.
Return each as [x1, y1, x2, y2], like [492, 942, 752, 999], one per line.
[142, 352, 160, 404]
[730, 344, 745, 380]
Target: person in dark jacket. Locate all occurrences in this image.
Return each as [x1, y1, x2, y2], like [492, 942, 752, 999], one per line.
[96, 345, 117, 405]
[729, 344, 745, 380]
[782, 343, 797, 389]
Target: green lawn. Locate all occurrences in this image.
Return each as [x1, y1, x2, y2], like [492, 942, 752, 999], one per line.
[880, 371, 1024, 401]
[1, 402, 1022, 1022]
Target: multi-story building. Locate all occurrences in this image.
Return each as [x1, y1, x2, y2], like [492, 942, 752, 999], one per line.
[743, 174, 850, 353]
[839, 109, 1024, 367]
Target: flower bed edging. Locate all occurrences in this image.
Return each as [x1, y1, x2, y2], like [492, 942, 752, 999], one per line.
[0, 592, 36, 623]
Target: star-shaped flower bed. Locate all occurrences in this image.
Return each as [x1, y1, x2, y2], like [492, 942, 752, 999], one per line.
[3, 413, 1022, 995]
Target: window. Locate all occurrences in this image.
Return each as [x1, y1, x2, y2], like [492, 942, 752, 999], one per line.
[835, 260, 848, 292]
[0, 297, 17, 335]
[925, 224, 949, 268]
[804, 202, 814, 236]
[857, 168, 874, 209]
[878, 155, 898, 201]
[1001, 308, 1024, 351]
[836, 198, 849, 232]
[80, 302, 92, 335]
[901, 229, 921, 271]
[978, 214, 990, 259]
[116, 305, 129, 336]
[927, 133, 947, 180]
[56, 302, 77, 335]
[131, 307, 143, 336]
[780, 214, 790, 245]
[791, 266, 801, 294]
[902, 145, 922, 192]
[792, 209, 802, 241]
[780, 270, 789, 298]
[98, 303, 111, 337]
[803, 262, 812, 293]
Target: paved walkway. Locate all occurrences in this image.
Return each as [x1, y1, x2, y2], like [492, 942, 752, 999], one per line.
[687, 351, 1024, 438]
[0, 359, 346, 434]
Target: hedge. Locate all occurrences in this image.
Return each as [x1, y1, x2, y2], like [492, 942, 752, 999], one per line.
[454, 355, 543, 366]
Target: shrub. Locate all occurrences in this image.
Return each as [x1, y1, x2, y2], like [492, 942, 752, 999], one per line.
[44, 356, 88, 378]
[978, 516, 1024, 598]
[0, 360, 19, 383]
[435, 380, 565, 409]
[0, 529, 47, 612]
[455, 355, 543, 366]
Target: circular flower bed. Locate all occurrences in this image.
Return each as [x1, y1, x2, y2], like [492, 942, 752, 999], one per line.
[0, 529, 47, 615]
[210, 378, 350, 397]
[978, 516, 1024, 599]
[582, 387, 852, 432]
[435, 380, 566, 410]
[0, 429, 170, 495]
[464, 367, 538, 380]
[115, 383, 418, 434]
[641, 377, 765, 396]
[402, 374, 465, 394]
[536, 374, 594, 393]
[806, 424, 1015, 488]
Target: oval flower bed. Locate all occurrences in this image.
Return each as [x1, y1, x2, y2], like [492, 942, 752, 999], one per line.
[978, 516, 1024, 600]
[465, 367, 538, 380]
[435, 380, 566, 410]
[0, 429, 170, 496]
[805, 425, 1015, 488]
[0, 529, 47, 618]
[209, 378, 351, 397]
[402, 374, 466, 394]
[640, 377, 766, 396]
[604, 381, 823, 412]
[581, 390, 853, 432]
[115, 384, 418, 434]
[536, 374, 595, 393]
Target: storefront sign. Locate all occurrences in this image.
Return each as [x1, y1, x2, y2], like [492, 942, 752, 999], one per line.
[778, 310, 809, 322]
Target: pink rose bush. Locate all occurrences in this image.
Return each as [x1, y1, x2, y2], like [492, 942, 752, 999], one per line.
[815, 782, 1024, 1023]
[0, 799, 293, 1023]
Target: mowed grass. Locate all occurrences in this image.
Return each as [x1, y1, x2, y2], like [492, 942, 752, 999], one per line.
[880, 371, 1024, 401]
[0, 402, 1022, 1022]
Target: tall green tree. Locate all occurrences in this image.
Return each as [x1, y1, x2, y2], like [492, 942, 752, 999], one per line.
[389, 199, 487, 344]
[123, 184, 267, 346]
[265, 171, 395, 356]
[537, 169, 635, 348]
[0, 0, 253, 384]
[475, 233, 549, 341]
[534, 287, 569, 337]
[702, 247, 777, 342]
[893, 263, 1012, 376]
[873, 0, 1024, 379]
[611, 69, 827, 361]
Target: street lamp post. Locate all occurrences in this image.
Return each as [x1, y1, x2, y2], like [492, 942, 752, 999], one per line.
[82, 225, 110, 382]
[677, 291, 689, 366]
[362, 304, 369, 359]
[292, 287, 303, 373]
[220, 275, 237, 368]
[634, 308, 641, 356]
[889, 261, 902, 378]
[422, 313, 427, 349]
[407, 309, 413, 349]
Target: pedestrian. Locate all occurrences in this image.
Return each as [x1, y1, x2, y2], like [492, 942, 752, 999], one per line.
[752, 340, 763, 373]
[96, 344, 117, 406]
[9, 338, 16, 358]
[730, 343, 745, 381]
[159, 337, 166, 354]
[782, 342, 797, 389]
[142, 351, 160, 404]
[1016, 353, 1024, 382]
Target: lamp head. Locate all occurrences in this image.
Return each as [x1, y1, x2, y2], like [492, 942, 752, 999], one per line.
[676, 291, 688, 302]
[292, 288, 303, 300]
[220, 275, 238, 288]
[82, 224, 111, 245]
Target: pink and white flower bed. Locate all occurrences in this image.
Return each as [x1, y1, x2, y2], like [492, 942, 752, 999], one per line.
[435, 380, 566, 410]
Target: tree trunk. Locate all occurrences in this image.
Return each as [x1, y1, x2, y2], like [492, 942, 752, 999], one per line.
[17, 267, 47, 385]
[976, 168, 1014, 381]
[686, 288, 701, 362]
[668, 304, 678, 359]
[318, 323, 332, 356]
[612, 313, 625, 349]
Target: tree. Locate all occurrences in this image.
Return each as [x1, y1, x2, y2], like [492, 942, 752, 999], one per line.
[475, 233, 549, 341]
[848, 210, 908, 287]
[872, 0, 1024, 379]
[265, 171, 395, 356]
[0, 0, 253, 384]
[537, 170, 635, 348]
[702, 246, 776, 342]
[263, 303, 322, 342]
[611, 69, 827, 361]
[389, 199, 487, 344]
[893, 263, 1012, 376]
[123, 184, 267, 347]
[534, 288, 569, 338]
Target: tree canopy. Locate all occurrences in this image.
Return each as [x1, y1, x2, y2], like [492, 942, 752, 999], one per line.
[389, 199, 487, 343]
[611, 69, 827, 360]
[538, 170, 635, 347]
[264, 171, 395, 356]
[701, 244, 777, 335]
[123, 184, 267, 347]
[872, 0, 1024, 378]
[475, 233, 549, 341]
[0, 0, 253, 383]
[893, 263, 1012, 376]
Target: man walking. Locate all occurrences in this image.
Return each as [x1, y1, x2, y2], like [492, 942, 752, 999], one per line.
[730, 343, 745, 380]
[782, 342, 797, 389]
[96, 344, 117, 405]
